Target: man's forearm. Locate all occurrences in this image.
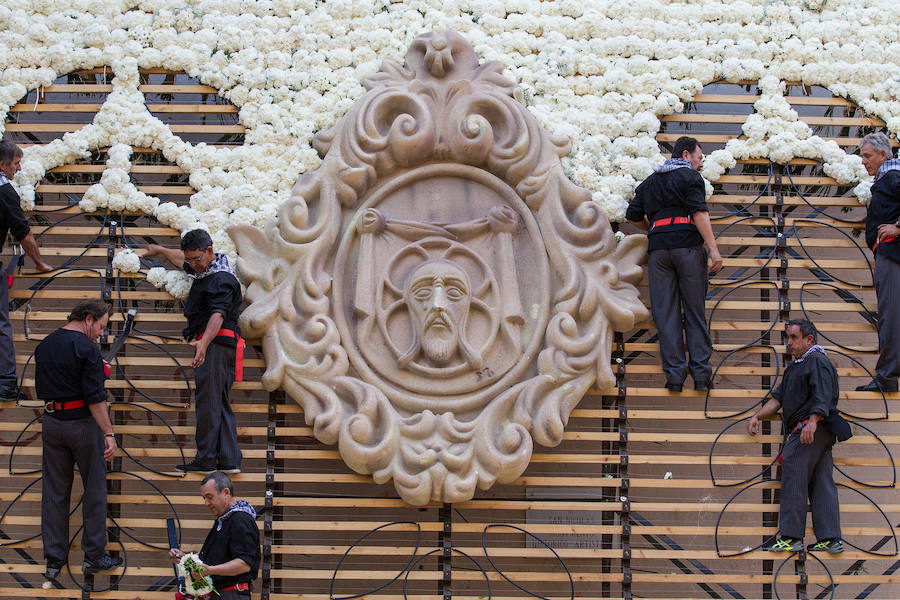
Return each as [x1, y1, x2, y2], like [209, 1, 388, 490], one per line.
[144, 244, 185, 267]
[628, 218, 650, 232]
[693, 211, 719, 253]
[205, 557, 250, 577]
[754, 397, 782, 420]
[200, 312, 224, 347]
[19, 232, 50, 270]
[89, 401, 114, 435]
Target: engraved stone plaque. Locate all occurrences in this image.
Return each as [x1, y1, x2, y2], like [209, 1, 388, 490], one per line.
[229, 31, 648, 505]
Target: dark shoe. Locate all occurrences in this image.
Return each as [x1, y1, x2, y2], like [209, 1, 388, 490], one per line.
[694, 380, 713, 392]
[83, 554, 122, 574]
[665, 381, 683, 393]
[175, 460, 215, 473]
[218, 465, 241, 474]
[0, 386, 21, 402]
[807, 538, 844, 554]
[44, 558, 65, 581]
[762, 536, 803, 552]
[856, 377, 898, 393]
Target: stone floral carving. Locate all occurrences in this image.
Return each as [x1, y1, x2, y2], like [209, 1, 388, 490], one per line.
[229, 31, 648, 505]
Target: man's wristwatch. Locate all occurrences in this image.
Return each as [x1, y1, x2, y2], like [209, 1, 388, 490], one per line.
[104, 432, 115, 438]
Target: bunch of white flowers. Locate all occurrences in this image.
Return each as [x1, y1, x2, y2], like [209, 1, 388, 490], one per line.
[112, 249, 141, 273]
[2, 0, 898, 234]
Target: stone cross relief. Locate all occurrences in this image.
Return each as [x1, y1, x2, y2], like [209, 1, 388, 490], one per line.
[229, 30, 648, 505]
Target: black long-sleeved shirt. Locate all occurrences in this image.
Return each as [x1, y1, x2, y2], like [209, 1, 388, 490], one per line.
[865, 169, 900, 265]
[772, 350, 839, 432]
[0, 182, 31, 254]
[198, 509, 260, 590]
[182, 267, 242, 344]
[35, 329, 107, 420]
[626, 167, 708, 252]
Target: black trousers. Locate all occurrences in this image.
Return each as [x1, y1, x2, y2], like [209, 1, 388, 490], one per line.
[193, 342, 241, 468]
[779, 424, 841, 541]
[874, 255, 900, 382]
[41, 415, 108, 562]
[0, 265, 17, 388]
[647, 245, 712, 385]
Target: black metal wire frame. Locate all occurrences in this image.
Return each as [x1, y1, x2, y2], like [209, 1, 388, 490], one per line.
[62, 523, 127, 593]
[709, 160, 774, 220]
[111, 334, 194, 409]
[401, 547, 491, 600]
[784, 162, 861, 225]
[326, 521, 575, 600]
[714, 479, 784, 558]
[706, 281, 782, 352]
[773, 549, 834, 600]
[798, 282, 878, 352]
[704, 345, 780, 419]
[481, 524, 575, 600]
[715, 478, 899, 559]
[708, 417, 780, 488]
[108, 402, 188, 476]
[833, 424, 897, 489]
[328, 521, 422, 600]
[0, 477, 80, 547]
[105, 469, 183, 549]
[711, 215, 778, 283]
[21, 267, 105, 340]
[822, 347, 888, 421]
[790, 219, 874, 288]
[6, 410, 43, 475]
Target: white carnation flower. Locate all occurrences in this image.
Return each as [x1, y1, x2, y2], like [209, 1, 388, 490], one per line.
[112, 249, 141, 273]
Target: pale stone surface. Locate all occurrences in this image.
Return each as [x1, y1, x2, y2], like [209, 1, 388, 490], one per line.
[229, 31, 649, 505]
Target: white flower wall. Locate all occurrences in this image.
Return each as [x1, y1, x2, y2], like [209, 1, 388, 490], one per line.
[3, 0, 900, 294]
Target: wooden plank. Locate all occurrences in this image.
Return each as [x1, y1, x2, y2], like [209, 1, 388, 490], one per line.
[10, 103, 237, 114]
[6, 123, 242, 133]
[662, 113, 883, 126]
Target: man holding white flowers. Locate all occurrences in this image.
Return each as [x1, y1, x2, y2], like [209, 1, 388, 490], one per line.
[142, 230, 243, 474]
[626, 136, 723, 393]
[857, 132, 900, 393]
[169, 471, 259, 599]
[0, 141, 53, 401]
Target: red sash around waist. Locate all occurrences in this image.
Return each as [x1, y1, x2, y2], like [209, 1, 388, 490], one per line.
[197, 328, 244, 382]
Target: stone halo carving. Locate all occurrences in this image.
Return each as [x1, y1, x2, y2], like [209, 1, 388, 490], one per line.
[228, 30, 649, 505]
[332, 163, 551, 414]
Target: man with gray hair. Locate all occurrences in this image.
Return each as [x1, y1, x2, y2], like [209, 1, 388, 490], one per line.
[169, 472, 259, 599]
[0, 140, 52, 401]
[857, 132, 900, 392]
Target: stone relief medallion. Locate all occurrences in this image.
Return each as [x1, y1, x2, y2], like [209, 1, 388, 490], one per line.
[332, 165, 550, 413]
[229, 30, 649, 505]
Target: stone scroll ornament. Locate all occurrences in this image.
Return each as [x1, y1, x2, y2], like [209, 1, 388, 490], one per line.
[229, 31, 649, 505]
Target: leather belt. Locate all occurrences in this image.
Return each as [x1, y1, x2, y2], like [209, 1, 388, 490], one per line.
[197, 328, 244, 382]
[44, 399, 85, 412]
[650, 216, 694, 230]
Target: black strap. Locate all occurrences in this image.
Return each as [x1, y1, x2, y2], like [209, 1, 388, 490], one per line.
[103, 309, 137, 363]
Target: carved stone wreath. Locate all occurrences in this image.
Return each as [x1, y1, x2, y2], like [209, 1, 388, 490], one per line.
[229, 30, 649, 505]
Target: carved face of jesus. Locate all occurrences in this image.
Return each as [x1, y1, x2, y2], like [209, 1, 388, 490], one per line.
[406, 260, 471, 366]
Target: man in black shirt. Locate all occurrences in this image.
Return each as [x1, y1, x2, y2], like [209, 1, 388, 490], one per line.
[626, 136, 723, 392]
[142, 229, 243, 473]
[0, 141, 52, 401]
[36, 300, 122, 580]
[748, 319, 843, 554]
[169, 471, 259, 599]
[855, 132, 900, 393]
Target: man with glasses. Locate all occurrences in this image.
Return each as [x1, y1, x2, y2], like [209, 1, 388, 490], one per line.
[142, 230, 243, 474]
